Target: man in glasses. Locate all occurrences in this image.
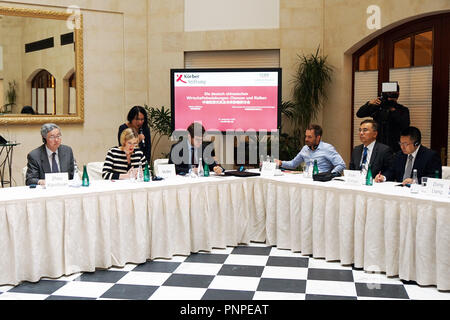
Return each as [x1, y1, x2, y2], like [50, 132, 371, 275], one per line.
[26, 123, 75, 186]
[374, 126, 441, 185]
[169, 122, 224, 175]
[349, 119, 393, 176]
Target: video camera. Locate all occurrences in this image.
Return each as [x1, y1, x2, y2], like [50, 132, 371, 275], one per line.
[379, 82, 399, 107]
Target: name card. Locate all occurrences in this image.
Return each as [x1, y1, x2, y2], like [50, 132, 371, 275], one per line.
[344, 170, 362, 186]
[158, 164, 176, 179]
[427, 178, 450, 198]
[45, 172, 69, 188]
[261, 161, 277, 177]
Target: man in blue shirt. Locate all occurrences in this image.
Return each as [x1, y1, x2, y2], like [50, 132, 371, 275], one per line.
[275, 124, 346, 176]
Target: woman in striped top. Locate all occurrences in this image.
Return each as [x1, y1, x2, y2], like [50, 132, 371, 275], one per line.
[102, 128, 146, 180]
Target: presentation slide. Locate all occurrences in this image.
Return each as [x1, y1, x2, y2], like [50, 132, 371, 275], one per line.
[171, 69, 281, 132]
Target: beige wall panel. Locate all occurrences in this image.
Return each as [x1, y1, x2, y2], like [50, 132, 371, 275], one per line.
[185, 0, 280, 32]
[1, 0, 148, 186]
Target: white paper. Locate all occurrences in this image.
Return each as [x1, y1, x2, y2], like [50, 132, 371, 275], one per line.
[157, 164, 176, 179]
[344, 170, 362, 186]
[45, 173, 69, 188]
[261, 161, 277, 177]
[427, 178, 450, 198]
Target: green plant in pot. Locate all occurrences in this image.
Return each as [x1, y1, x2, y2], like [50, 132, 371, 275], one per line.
[281, 47, 333, 163]
[144, 104, 173, 166]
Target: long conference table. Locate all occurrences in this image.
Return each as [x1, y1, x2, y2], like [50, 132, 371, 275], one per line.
[0, 172, 449, 290]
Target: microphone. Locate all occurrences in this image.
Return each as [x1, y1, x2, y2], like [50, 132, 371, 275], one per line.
[139, 128, 145, 144]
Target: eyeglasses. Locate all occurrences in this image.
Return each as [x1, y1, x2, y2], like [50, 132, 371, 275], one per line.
[48, 135, 62, 140]
[126, 141, 138, 147]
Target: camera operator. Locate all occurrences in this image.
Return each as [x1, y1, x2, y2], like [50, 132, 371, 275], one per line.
[357, 82, 410, 153]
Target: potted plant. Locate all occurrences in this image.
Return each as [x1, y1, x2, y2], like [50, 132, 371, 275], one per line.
[286, 47, 333, 149]
[144, 104, 173, 165]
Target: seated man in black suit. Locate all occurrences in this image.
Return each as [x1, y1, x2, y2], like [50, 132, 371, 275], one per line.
[350, 119, 393, 176]
[26, 123, 75, 186]
[375, 126, 442, 185]
[168, 122, 224, 175]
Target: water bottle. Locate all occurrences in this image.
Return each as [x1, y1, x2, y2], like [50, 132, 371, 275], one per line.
[412, 169, 418, 184]
[143, 162, 150, 182]
[82, 165, 89, 187]
[137, 162, 144, 182]
[260, 155, 264, 171]
[198, 158, 204, 177]
[313, 160, 319, 176]
[411, 169, 419, 194]
[203, 161, 210, 177]
[71, 161, 82, 187]
[435, 170, 440, 179]
[365, 165, 373, 186]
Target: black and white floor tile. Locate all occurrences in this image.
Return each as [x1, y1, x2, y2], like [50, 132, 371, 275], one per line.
[1, 243, 449, 301]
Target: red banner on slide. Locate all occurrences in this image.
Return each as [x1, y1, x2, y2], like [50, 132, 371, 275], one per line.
[174, 86, 278, 131]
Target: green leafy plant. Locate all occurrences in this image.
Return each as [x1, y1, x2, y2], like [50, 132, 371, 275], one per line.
[278, 100, 302, 163]
[277, 48, 333, 164]
[291, 46, 333, 142]
[144, 104, 173, 164]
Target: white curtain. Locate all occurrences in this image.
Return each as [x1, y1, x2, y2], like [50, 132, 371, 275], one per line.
[37, 88, 45, 114]
[390, 66, 433, 148]
[69, 87, 76, 114]
[353, 71, 379, 147]
[46, 88, 55, 114]
[185, 50, 280, 69]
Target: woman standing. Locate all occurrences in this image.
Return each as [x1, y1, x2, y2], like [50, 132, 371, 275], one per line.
[103, 128, 146, 180]
[118, 106, 151, 162]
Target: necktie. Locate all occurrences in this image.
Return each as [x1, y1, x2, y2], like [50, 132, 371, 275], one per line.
[51, 152, 59, 173]
[360, 147, 368, 170]
[191, 147, 195, 166]
[403, 154, 414, 181]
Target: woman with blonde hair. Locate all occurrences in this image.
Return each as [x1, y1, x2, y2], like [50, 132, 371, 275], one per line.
[102, 128, 146, 180]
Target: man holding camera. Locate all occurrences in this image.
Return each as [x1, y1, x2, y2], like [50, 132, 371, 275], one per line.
[357, 82, 410, 153]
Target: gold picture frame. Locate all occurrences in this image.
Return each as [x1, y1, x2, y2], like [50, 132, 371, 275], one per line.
[0, 6, 84, 124]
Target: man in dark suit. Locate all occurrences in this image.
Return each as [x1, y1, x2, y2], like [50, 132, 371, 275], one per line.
[26, 123, 75, 186]
[375, 126, 442, 185]
[168, 122, 224, 175]
[350, 119, 393, 176]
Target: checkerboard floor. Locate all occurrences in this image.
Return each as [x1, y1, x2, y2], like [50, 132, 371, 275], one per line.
[1, 243, 449, 301]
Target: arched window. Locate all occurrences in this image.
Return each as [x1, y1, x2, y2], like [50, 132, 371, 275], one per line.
[352, 13, 450, 165]
[31, 69, 56, 115]
[68, 72, 76, 114]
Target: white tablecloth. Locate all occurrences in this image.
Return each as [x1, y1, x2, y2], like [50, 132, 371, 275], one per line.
[0, 174, 449, 290]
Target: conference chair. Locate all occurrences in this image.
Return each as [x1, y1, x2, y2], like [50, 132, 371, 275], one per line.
[22, 166, 27, 185]
[153, 158, 169, 177]
[86, 162, 104, 180]
[442, 166, 450, 180]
